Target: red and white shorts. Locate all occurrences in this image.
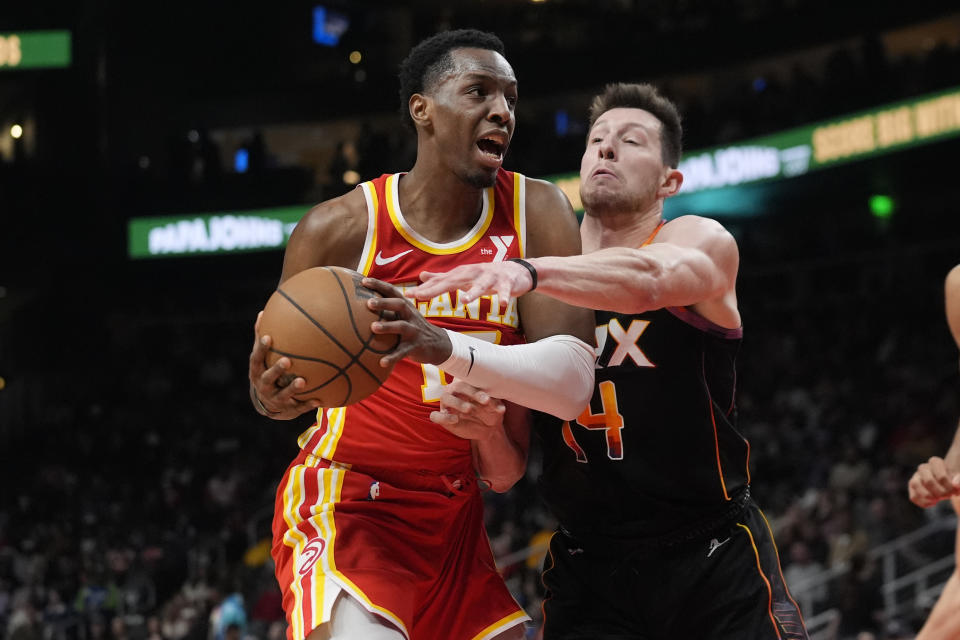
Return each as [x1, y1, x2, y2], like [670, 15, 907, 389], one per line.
[272, 451, 529, 640]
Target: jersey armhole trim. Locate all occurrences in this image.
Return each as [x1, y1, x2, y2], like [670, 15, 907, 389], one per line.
[666, 306, 742, 339]
[357, 181, 379, 276]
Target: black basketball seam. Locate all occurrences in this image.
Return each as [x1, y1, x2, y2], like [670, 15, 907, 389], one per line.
[321, 268, 395, 379]
[276, 271, 390, 392]
[268, 347, 353, 406]
[331, 269, 399, 356]
[324, 268, 394, 382]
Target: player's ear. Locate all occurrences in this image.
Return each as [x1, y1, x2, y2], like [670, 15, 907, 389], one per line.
[659, 168, 683, 199]
[409, 93, 432, 129]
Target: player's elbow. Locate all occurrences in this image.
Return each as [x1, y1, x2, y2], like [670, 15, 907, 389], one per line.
[551, 339, 596, 421]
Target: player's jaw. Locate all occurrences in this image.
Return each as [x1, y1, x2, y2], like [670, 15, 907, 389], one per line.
[454, 126, 508, 188]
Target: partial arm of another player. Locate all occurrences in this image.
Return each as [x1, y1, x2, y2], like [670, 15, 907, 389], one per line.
[412, 215, 740, 323]
[909, 266, 960, 505]
[365, 179, 596, 421]
[915, 497, 960, 640]
[431, 380, 531, 492]
[248, 192, 369, 419]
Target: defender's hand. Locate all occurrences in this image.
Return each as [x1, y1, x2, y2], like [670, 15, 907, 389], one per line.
[408, 261, 533, 305]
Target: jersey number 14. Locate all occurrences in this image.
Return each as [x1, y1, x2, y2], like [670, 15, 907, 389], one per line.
[562, 380, 624, 462]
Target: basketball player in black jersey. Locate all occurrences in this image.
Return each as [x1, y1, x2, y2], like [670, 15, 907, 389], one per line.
[411, 83, 809, 639]
[908, 265, 960, 640]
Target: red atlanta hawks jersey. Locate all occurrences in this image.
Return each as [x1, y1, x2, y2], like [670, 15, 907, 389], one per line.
[295, 171, 529, 477]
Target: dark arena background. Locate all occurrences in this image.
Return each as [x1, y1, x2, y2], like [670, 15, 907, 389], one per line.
[2, 1, 960, 639]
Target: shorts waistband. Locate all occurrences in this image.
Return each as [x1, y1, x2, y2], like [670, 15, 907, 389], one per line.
[562, 487, 753, 550]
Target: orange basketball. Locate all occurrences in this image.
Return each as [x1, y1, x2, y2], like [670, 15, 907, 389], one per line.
[259, 266, 399, 407]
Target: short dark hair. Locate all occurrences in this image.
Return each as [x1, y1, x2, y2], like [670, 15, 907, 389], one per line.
[398, 29, 506, 129]
[588, 83, 683, 168]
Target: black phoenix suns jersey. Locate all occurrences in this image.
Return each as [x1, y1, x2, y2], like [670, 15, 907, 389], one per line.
[536, 305, 749, 539]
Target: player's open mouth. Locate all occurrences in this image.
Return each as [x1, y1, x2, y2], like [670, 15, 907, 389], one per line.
[477, 137, 505, 162]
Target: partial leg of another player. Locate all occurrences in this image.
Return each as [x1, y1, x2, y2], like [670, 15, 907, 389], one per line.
[306, 594, 405, 640]
[915, 498, 960, 640]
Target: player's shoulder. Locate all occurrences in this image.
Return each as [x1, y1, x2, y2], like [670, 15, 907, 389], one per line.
[300, 188, 367, 232]
[285, 188, 369, 270]
[946, 264, 960, 288]
[660, 215, 736, 246]
[522, 175, 574, 214]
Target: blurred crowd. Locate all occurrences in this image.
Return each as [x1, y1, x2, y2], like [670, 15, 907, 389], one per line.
[3, 9, 960, 640]
[2, 200, 958, 640]
[115, 28, 960, 213]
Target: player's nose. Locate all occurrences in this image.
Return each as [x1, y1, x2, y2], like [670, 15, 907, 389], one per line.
[487, 93, 513, 126]
[597, 138, 615, 160]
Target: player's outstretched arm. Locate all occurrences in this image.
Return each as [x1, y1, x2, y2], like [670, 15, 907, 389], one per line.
[248, 192, 368, 419]
[913, 266, 960, 639]
[431, 380, 531, 493]
[412, 214, 740, 325]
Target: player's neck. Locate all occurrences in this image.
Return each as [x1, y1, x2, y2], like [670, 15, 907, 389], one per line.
[399, 165, 486, 243]
[581, 204, 663, 252]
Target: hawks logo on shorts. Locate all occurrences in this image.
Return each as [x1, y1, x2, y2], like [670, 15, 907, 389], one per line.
[298, 539, 326, 576]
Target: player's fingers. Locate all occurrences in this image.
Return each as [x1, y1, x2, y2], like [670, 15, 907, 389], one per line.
[361, 276, 404, 300]
[430, 410, 460, 426]
[909, 477, 932, 507]
[260, 355, 294, 388]
[920, 460, 956, 495]
[249, 335, 271, 373]
[367, 296, 416, 317]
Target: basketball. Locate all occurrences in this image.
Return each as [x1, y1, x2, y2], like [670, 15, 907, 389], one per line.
[259, 266, 399, 407]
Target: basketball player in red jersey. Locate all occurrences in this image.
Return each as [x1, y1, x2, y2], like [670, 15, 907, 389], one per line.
[246, 30, 595, 640]
[909, 265, 960, 640]
[411, 83, 809, 639]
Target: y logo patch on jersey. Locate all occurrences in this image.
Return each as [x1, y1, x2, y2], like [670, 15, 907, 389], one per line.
[602, 318, 655, 367]
[490, 235, 514, 263]
[298, 538, 327, 576]
[375, 249, 413, 266]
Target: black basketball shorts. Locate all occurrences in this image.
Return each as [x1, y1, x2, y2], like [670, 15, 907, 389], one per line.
[540, 500, 809, 640]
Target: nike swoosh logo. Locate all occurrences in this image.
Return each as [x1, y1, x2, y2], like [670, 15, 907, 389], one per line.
[707, 537, 731, 557]
[374, 249, 413, 266]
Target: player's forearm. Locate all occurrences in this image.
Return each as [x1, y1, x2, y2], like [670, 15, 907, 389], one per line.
[527, 247, 722, 314]
[916, 570, 960, 640]
[946, 421, 960, 472]
[472, 431, 526, 493]
[440, 332, 595, 420]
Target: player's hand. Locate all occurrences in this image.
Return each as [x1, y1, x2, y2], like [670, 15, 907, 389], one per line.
[361, 278, 453, 368]
[908, 455, 960, 508]
[408, 261, 534, 305]
[430, 380, 506, 442]
[249, 311, 321, 419]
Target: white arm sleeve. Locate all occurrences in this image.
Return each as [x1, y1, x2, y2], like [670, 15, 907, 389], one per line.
[438, 329, 596, 420]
